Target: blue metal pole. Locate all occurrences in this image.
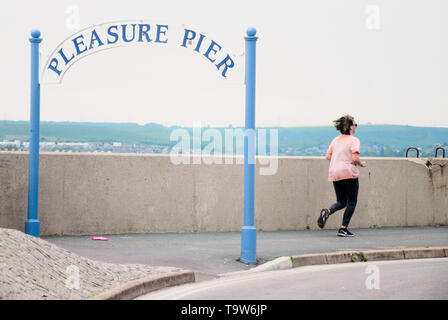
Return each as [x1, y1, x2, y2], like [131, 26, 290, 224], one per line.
[25, 30, 42, 237]
[241, 27, 257, 264]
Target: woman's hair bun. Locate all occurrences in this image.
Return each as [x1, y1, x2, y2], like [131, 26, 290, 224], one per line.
[333, 114, 354, 135]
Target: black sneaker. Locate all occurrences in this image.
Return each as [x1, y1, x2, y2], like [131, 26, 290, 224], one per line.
[338, 228, 354, 237]
[317, 209, 330, 229]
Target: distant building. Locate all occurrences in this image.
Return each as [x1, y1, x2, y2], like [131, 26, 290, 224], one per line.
[0, 140, 21, 147]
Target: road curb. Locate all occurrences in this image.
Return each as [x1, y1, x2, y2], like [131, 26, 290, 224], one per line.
[294, 246, 448, 267]
[250, 246, 448, 273]
[360, 249, 405, 261]
[402, 247, 446, 259]
[90, 270, 195, 300]
[292, 252, 327, 268]
[219, 256, 294, 277]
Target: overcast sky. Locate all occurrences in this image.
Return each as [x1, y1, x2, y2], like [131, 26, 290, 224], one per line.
[0, 0, 447, 127]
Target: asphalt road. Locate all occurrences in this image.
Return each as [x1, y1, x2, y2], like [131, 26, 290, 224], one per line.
[136, 258, 448, 300]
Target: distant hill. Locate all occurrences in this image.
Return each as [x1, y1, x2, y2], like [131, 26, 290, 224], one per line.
[1, 121, 447, 157]
[274, 124, 448, 148]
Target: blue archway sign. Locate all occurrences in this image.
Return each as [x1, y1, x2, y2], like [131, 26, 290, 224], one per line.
[26, 26, 258, 264]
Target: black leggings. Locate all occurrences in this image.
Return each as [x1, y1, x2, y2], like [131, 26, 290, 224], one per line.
[329, 178, 359, 227]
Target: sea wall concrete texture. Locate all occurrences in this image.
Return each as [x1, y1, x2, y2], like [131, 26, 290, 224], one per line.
[0, 152, 446, 235]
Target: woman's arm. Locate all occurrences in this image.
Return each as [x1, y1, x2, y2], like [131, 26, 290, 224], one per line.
[326, 142, 333, 160]
[352, 152, 366, 167]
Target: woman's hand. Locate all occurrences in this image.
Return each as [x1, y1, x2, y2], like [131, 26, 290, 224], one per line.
[352, 153, 366, 167]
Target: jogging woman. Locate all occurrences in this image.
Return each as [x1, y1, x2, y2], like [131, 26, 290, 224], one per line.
[317, 115, 366, 237]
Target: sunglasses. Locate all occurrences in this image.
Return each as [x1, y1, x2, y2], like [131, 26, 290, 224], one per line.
[352, 124, 358, 127]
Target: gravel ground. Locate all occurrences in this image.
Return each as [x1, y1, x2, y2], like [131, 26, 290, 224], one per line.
[0, 228, 182, 300]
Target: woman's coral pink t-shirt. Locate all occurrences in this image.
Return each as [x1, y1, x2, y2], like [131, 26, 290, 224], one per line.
[326, 134, 361, 182]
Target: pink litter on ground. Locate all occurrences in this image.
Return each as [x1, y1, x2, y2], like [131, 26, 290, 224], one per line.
[91, 236, 109, 241]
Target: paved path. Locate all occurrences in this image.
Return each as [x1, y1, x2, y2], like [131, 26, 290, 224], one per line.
[44, 226, 448, 281]
[2, 226, 446, 299]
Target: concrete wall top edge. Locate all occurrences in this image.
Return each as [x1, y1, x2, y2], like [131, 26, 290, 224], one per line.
[2, 151, 447, 162]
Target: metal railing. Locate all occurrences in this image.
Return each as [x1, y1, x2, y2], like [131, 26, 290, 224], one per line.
[405, 146, 446, 158]
[435, 146, 446, 158]
[405, 147, 420, 158]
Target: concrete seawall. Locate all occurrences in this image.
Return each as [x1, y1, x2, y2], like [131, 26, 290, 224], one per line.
[0, 152, 446, 235]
